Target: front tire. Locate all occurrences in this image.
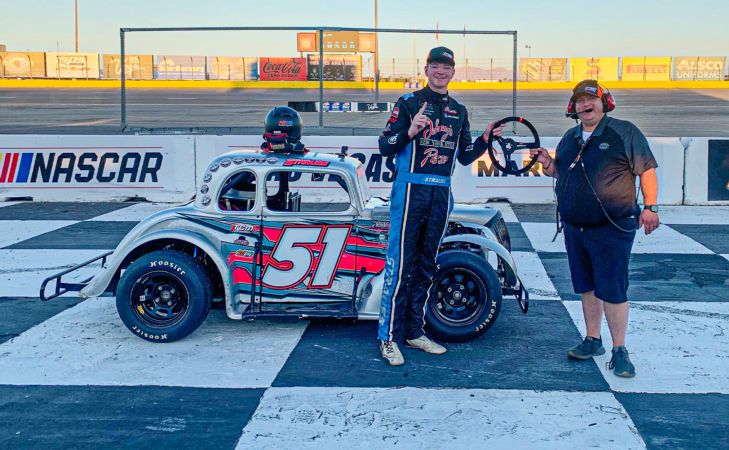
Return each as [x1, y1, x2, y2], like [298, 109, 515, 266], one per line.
[116, 250, 212, 343]
[425, 250, 502, 342]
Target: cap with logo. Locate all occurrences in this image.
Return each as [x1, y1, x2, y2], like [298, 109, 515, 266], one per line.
[570, 79, 605, 102]
[427, 46, 455, 66]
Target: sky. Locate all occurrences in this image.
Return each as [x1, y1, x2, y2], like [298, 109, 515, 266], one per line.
[1, 0, 727, 62]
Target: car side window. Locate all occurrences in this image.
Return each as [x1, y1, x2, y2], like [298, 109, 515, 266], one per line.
[218, 170, 256, 212]
[265, 170, 352, 213]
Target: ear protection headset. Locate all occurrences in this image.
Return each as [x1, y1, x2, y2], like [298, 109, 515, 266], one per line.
[565, 80, 615, 119]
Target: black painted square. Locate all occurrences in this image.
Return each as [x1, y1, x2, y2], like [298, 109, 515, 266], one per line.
[506, 222, 534, 252]
[0, 385, 264, 450]
[668, 224, 729, 254]
[8, 221, 137, 249]
[511, 203, 558, 223]
[0, 297, 83, 344]
[274, 300, 609, 391]
[539, 252, 729, 301]
[0, 202, 136, 221]
[615, 393, 729, 450]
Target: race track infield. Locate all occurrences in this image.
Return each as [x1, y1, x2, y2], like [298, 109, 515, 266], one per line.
[0, 201, 728, 448]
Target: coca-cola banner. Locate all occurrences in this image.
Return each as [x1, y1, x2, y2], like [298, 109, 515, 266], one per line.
[307, 54, 362, 81]
[258, 57, 307, 81]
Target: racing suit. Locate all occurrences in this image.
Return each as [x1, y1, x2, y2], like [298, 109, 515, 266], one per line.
[378, 85, 487, 342]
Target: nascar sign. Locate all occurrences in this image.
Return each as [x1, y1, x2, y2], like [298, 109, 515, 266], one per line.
[0, 136, 195, 202]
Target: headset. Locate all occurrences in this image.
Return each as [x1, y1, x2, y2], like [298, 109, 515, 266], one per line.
[565, 80, 616, 120]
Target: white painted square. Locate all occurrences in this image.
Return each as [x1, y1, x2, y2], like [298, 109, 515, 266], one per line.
[236, 387, 645, 449]
[0, 201, 22, 209]
[564, 301, 729, 393]
[659, 206, 729, 225]
[0, 297, 308, 388]
[522, 222, 712, 254]
[486, 202, 518, 223]
[89, 203, 183, 222]
[512, 251, 560, 300]
[0, 220, 77, 249]
[721, 255, 729, 264]
[0, 249, 105, 297]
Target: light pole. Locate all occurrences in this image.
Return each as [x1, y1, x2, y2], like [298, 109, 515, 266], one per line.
[374, 0, 380, 100]
[74, 0, 79, 52]
[525, 44, 531, 58]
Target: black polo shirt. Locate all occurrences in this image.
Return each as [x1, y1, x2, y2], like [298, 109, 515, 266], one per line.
[555, 115, 658, 227]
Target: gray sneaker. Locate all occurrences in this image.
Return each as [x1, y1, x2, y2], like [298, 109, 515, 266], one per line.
[380, 340, 405, 366]
[607, 346, 636, 378]
[567, 336, 606, 360]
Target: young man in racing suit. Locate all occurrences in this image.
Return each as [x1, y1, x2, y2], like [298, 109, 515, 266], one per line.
[378, 46, 503, 366]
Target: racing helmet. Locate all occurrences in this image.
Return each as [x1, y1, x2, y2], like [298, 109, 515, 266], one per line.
[263, 106, 305, 153]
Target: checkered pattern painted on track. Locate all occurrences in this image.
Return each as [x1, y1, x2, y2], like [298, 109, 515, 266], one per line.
[1, 201, 728, 449]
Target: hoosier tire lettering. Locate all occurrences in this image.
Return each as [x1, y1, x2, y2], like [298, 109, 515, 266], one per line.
[116, 250, 212, 343]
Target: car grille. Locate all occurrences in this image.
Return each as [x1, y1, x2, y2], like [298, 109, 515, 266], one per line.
[488, 216, 511, 252]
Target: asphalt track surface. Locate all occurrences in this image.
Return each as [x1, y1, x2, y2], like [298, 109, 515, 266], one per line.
[1, 201, 729, 448]
[1, 88, 728, 136]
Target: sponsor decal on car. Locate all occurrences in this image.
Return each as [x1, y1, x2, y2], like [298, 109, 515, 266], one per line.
[283, 159, 329, 167]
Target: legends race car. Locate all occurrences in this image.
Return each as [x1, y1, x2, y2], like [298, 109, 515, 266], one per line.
[41, 146, 528, 343]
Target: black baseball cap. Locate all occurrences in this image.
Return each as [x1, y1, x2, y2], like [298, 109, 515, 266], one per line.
[570, 79, 605, 102]
[427, 46, 455, 66]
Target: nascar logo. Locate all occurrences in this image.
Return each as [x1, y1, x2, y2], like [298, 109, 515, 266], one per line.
[0, 151, 163, 183]
[0, 153, 33, 183]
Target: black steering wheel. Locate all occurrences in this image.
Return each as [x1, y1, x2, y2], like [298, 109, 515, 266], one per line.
[487, 116, 541, 176]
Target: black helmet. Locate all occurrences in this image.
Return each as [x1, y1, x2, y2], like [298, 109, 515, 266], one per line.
[263, 106, 304, 153]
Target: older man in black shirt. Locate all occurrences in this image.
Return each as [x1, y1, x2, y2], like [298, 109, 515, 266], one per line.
[531, 80, 659, 378]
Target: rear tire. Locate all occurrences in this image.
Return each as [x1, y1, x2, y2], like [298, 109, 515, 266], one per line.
[116, 250, 212, 343]
[425, 250, 502, 342]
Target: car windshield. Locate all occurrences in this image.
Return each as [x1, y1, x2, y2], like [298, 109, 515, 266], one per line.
[355, 164, 372, 204]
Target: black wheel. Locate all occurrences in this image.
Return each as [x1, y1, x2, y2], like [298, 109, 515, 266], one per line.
[425, 250, 502, 342]
[116, 250, 212, 342]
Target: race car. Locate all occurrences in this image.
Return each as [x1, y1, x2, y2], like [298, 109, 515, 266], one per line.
[41, 146, 528, 343]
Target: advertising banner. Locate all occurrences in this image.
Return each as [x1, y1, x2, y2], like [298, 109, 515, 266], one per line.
[0, 135, 195, 202]
[45, 52, 100, 79]
[258, 57, 307, 81]
[674, 56, 726, 81]
[297, 31, 367, 53]
[569, 57, 619, 81]
[0, 52, 46, 78]
[621, 57, 671, 81]
[101, 54, 154, 80]
[155, 55, 207, 80]
[207, 56, 258, 80]
[519, 58, 567, 81]
[307, 54, 362, 81]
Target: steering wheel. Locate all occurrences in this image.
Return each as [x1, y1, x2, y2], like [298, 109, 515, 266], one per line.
[487, 116, 541, 176]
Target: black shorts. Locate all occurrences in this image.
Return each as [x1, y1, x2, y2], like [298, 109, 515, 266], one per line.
[563, 218, 637, 303]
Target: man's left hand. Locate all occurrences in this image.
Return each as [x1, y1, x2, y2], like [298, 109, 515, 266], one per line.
[639, 210, 659, 235]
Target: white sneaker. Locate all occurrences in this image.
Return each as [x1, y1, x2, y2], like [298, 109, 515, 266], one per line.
[380, 340, 405, 366]
[406, 336, 447, 355]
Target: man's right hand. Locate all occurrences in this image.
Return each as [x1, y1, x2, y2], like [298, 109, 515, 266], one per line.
[407, 102, 429, 139]
[529, 147, 553, 168]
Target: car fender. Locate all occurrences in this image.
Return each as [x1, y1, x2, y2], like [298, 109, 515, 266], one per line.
[441, 233, 519, 287]
[80, 229, 233, 317]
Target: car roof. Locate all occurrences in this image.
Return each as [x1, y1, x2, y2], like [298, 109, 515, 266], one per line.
[196, 147, 364, 211]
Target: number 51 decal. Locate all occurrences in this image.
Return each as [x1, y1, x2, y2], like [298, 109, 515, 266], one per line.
[261, 224, 352, 290]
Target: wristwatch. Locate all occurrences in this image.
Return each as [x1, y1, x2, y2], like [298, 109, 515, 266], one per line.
[644, 205, 659, 213]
